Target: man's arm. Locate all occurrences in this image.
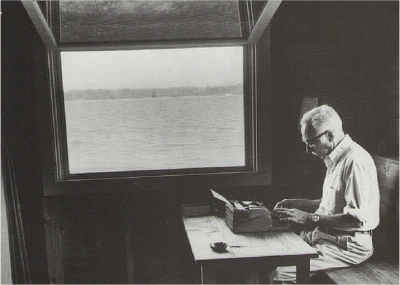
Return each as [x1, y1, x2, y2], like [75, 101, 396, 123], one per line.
[274, 198, 321, 213]
[273, 208, 363, 228]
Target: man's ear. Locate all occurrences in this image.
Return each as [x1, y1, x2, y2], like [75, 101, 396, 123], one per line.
[327, 130, 335, 141]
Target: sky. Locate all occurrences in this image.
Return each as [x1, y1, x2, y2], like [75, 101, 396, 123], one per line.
[61, 46, 243, 92]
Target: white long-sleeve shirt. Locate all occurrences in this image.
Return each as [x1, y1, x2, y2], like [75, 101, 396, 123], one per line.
[315, 135, 380, 231]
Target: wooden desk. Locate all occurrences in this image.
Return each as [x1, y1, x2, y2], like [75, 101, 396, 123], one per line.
[182, 215, 318, 284]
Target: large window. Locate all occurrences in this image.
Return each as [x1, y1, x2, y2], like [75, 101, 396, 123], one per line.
[60, 47, 246, 174]
[23, 0, 278, 187]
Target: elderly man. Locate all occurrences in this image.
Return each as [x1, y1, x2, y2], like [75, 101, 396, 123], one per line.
[269, 105, 380, 283]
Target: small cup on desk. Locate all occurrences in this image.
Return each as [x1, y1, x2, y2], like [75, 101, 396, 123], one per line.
[210, 242, 227, 252]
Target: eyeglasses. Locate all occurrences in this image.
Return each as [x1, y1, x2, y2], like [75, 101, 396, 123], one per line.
[305, 130, 329, 153]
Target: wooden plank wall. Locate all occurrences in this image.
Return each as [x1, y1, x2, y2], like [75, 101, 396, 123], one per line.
[269, 1, 398, 200]
[2, 2, 50, 283]
[43, 195, 130, 284]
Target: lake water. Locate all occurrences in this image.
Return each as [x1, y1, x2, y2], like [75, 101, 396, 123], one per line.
[65, 94, 245, 173]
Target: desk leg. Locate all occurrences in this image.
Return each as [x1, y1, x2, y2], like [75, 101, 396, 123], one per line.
[201, 264, 216, 284]
[296, 259, 311, 284]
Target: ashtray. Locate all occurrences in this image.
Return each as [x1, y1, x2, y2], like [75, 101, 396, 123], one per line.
[210, 242, 227, 252]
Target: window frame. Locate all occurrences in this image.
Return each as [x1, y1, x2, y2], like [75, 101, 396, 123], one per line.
[52, 44, 257, 181]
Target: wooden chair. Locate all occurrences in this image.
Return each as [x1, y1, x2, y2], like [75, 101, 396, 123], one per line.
[315, 156, 399, 284]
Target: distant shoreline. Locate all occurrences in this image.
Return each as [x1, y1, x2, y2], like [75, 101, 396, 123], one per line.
[64, 84, 243, 101]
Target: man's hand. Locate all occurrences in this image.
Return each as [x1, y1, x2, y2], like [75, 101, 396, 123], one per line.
[274, 199, 295, 209]
[274, 198, 321, 212]
[274, 199, 306, 210]
[273, 208, 311, 225]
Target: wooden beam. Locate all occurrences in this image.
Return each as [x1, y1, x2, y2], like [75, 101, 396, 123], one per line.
[43, 197, 64, 284]
[55, 39, 251, 52]
[248, 0, 282, 44]
[21, 1, 57, 49]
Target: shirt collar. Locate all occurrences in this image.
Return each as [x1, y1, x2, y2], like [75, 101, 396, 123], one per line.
[324, 134, 352, 167]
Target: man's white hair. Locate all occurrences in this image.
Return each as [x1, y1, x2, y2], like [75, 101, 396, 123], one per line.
[300, 105, 343, 134]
